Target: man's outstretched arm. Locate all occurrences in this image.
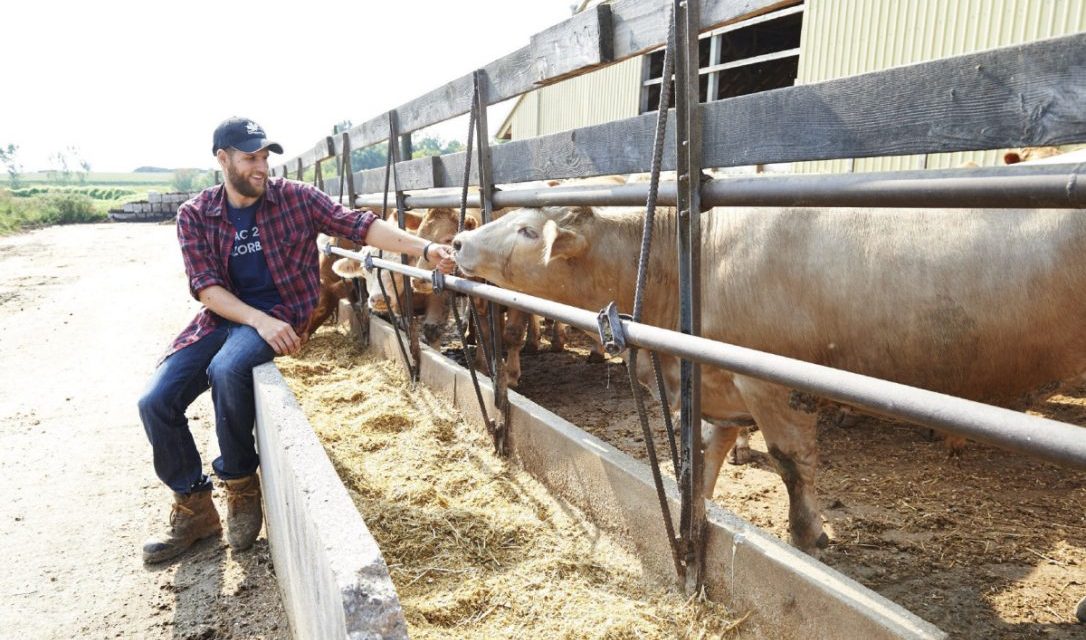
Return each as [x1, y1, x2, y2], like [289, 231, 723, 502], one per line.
[363, 218, 456, 273]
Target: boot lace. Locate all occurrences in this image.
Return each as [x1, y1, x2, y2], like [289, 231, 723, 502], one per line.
[169, 502, 195, 528]
[226, 484, 259, 510]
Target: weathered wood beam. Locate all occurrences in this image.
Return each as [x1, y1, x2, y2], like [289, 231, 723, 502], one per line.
[342, 31, 1086, 193]
[285, 0, 792, 171]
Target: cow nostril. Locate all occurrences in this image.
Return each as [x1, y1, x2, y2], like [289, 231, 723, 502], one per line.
[452, 239, 462, 251]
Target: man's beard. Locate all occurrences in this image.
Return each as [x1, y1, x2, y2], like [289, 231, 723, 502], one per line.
[226, 163, 265, 198]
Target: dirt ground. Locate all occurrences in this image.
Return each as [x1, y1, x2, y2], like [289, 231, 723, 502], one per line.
[505, 330, 1086, 639]
[0, 223, 287, 639]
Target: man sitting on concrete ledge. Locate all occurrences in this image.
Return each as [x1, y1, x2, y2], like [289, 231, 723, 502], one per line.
[138, 116, 456, 564]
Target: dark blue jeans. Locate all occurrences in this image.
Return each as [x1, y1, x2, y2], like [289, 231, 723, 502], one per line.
[138, 321, 275, 494]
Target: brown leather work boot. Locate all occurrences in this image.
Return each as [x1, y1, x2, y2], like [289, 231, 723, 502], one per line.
[142, 490, 222, 564]
[224, 474, 263, 552]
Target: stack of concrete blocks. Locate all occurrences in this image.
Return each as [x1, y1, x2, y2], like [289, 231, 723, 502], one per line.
[108, 191, 199, 222]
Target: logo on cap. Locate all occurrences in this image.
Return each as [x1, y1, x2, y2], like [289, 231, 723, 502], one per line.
[246, 121, 263, 136]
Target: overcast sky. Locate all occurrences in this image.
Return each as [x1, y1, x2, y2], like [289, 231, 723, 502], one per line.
[2, 0, 577, 173]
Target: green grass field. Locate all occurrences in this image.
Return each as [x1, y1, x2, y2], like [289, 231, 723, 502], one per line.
[0, 172, 202, 235]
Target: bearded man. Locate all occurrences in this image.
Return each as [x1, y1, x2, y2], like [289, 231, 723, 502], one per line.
[137, 117, 455, 563]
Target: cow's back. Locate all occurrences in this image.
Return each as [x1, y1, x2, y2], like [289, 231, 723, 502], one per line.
[701, 207, 1086, 404]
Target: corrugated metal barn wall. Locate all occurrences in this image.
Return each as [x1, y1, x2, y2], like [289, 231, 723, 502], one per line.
[796, 0, 1086, 173]
[504, 58, 642, 141]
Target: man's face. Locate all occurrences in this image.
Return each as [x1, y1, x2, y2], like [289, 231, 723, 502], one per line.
[223, 148, 270, 198]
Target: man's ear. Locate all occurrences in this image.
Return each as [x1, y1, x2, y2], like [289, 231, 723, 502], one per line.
[215, 149, 229, 170]
[542, 219, 587, 264]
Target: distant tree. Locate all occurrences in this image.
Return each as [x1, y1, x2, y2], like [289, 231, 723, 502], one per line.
[351, 143, 388, 172]
[69, 147, 91, 184]
[170, 169, 214, 193]
[0, 143, 22, 188]
[411, 136, 465, 159]
[48, 150, 71, 184]
[172, 168, 200, 192]
[134, 166, 173, 173]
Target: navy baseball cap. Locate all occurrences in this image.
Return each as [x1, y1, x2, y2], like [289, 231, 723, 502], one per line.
[211, 117, 284, 155]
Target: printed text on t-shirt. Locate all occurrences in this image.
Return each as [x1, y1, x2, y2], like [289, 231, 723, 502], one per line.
[232, 226, 262, 256]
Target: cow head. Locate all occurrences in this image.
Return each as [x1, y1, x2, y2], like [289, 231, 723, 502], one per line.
[453, 206, 593, 296]
[413, 208, 478, 292]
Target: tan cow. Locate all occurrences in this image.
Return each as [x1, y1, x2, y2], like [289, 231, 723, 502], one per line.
[303, 233, 362, 336]
[453, 204, 1086, 553]
[413, 206, 543, 386]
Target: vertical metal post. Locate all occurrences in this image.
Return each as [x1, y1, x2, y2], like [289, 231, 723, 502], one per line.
[340, 131, 356, 206]
[673, 0, 706, 595]
[400, 134, 413, 166]
[473, 69, 510, 455]
[389, 111, 421, 382]
[296, 158, 304, 181]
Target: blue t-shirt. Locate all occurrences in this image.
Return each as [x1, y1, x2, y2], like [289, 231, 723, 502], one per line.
[226, 199, 283, 312]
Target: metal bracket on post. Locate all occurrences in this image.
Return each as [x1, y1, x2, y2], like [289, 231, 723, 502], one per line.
[596, 302, 629, 355]
[431, 268, 446, 294]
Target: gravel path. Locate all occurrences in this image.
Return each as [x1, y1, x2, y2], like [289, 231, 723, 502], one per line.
[0, 222, 288, 639]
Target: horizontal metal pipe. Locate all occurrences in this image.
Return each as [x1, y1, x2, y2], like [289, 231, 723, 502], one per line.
[352, 164, 1086, 210]
[331, 249, 1086, 471]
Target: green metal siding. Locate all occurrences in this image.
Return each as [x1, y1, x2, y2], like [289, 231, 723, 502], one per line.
[506, 58, 642, 140]
[796, 0, 1086, 173]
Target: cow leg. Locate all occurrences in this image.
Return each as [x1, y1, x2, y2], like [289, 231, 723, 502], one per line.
[733, 376, 826, 554]
[304, 288, 338, 336]
[582, 325, 608, 362]
[524, 315, 542, 353]
[502, 309, 530, 387]
[701, 421, 741, 499]
[421, 292, 449, 349]
[548, 320, 567, 352]
[728, 427, 752, 465]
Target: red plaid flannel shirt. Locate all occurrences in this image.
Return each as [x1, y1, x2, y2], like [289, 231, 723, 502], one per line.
[166, 177, 377, 359]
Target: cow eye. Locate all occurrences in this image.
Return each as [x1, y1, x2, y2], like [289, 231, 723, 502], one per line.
[518, 227, 539, 240]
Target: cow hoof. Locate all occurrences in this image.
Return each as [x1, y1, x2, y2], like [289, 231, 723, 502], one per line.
[1076, 595, 1086, 623]
[549, 342, 565, 353]
[816, 532, 830, 549]
[728, 447, 751, 465]
[586, 351, 605, 364]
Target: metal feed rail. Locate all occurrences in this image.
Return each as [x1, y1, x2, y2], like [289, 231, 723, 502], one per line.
[352, 164, 1086, 211]
[330, 249, 1086, 472]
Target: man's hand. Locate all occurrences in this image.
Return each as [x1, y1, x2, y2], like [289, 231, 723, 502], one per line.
[429, 244, 457, 274]
[252, 313, 304, 356]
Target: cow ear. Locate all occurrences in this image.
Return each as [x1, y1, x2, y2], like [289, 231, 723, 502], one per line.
[332, 258, 365, 279]
[556, 205, 593, 227]
[463, 216, 479, 231]
[542, 220, 587, 264]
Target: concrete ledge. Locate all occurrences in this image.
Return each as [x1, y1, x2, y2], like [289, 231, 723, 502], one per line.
[368, 316, 947, 640]
[254, 363, 407, 640]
